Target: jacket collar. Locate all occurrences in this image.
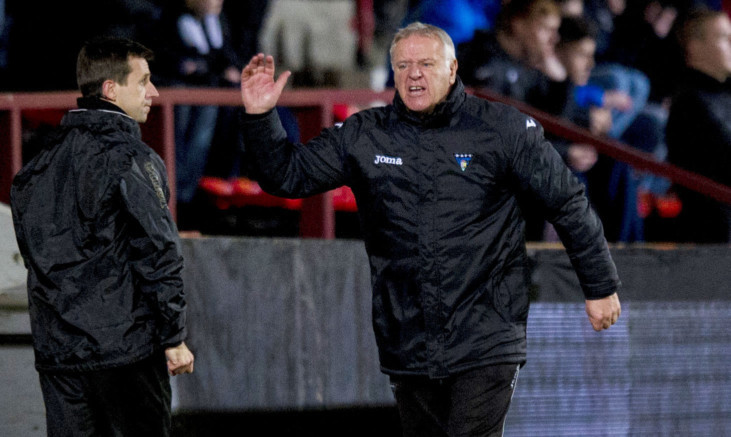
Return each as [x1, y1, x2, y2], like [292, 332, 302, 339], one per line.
[63, 97, 141, 137]
[393, 76, 467, 126]
[681, 68, 730, 92]
[76, 97, 131, 115]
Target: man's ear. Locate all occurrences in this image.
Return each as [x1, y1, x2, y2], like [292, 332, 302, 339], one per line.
[450, 58, 458, 85]
[102, 79, 117, 101]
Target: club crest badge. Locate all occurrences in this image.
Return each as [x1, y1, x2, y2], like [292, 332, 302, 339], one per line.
[454, 154, 473, 172]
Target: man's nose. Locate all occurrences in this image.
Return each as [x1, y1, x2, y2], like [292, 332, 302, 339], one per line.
[408, 65, 422, 78]
[147, 82, 159, 98]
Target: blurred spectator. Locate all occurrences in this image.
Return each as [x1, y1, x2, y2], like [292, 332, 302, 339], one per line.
[665, 7, 731, 242]
[596, 0, 684, 104]
[458, 0, 573, 240]
[500, 0, 567, 82]
[553, 15, 632, 174]
[539, 15, 606, 240]
[543, 15, 634, 240]
[222, 0, 270, 62]
[151, 0, 241, 227]
[458, 0, 567, 112]
[402, 0, 502, 46]
[581, 0, 651, 140]
[558, 0, 586, 17]
[584, 0, 626, 56]
[258, 0, 359, 86]
[581, 0, 681, 241]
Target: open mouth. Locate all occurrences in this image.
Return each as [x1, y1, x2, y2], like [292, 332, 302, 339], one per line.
[409, 86, 425, 93]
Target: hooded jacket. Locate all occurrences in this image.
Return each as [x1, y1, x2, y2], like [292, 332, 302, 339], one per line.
[11, 98, 187, 372]
[242, 78, 620, 378]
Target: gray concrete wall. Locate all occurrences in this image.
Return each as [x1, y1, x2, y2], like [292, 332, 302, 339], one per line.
[0, 202, 27, 308]
[0, 202, 45, 437]
[2, 210, 730, 435]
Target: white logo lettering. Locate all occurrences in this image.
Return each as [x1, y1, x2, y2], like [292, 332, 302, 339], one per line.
[526, 118, 536, 128]
[374, 155, 403, 166]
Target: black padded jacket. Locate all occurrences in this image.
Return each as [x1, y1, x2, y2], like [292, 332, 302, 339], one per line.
[242, 78, 620, 378]
[11, 98, 187, 372]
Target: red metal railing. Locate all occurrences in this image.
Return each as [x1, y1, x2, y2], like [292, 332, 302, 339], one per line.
[2, 87, 729, 238]
[473, 88, 731, 205]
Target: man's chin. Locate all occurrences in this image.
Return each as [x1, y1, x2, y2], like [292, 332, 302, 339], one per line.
[404, 99, 431, 114]
[137, 109, 151, 123]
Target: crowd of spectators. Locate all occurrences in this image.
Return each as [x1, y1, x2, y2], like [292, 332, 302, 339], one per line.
[1, 0, 728, 242]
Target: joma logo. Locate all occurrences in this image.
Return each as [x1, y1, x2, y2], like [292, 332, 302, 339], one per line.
[374, 155, 403, 165]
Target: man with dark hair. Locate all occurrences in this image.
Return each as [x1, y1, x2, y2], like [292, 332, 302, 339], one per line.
[11, 37, 194, 436]
[240, 22, 621, 437]
[666, 8, 731, 243]
[457, 0, 567, 111]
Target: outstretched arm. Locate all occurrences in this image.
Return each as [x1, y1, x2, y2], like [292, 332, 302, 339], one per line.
[586, 293, 621, 331]
[240, 53, 291, 114]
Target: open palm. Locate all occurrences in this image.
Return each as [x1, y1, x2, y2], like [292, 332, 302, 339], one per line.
[240, 54, 291, 114]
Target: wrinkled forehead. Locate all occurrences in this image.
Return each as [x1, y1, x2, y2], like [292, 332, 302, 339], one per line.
[393, 34, 454, 65]
[395, 35, 441, 54]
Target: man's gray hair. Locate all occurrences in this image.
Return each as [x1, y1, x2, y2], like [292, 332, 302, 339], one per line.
[389, 22, 456, 67]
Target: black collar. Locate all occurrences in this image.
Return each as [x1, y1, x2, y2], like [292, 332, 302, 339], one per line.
[76, 97, 129, 115]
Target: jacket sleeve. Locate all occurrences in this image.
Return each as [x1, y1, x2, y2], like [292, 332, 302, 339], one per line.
[508, 114, 621, 299]
[241, 109, 348, 197]
[118, 152, 187, 348]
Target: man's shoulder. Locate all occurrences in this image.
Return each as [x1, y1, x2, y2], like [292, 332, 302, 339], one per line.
[51, 116, 150, 179]
[463, 95, 530, 127]
[337, 104, 393, 132]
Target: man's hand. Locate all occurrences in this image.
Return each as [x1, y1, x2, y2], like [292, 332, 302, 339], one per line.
[567, 143, 598, 173]
[602, 90, 633, 112]
[586, 292, 621, 331]
[588, 106, 613, 136]
[240, 53, 291, 114]
[165, 342, 195, 376]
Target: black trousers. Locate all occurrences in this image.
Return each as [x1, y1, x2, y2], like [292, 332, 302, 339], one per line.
[390, 363, 521, 437]
[38, 351, 172, 437]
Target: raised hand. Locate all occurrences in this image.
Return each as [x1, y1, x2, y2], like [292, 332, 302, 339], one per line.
[240, 53, 291, 115]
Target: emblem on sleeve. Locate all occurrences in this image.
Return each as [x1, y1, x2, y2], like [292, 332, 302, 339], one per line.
[454, 154, 473, 172]
[144, 161, 168, 209]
